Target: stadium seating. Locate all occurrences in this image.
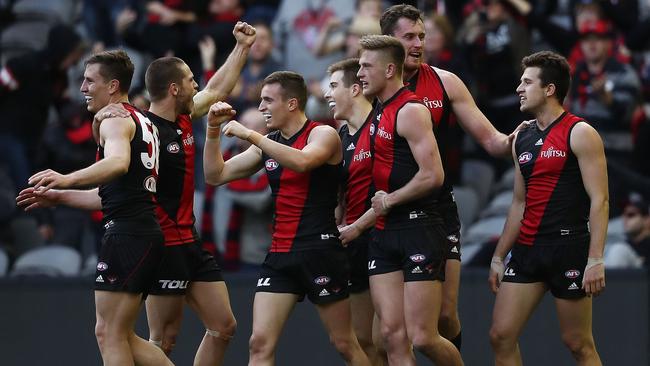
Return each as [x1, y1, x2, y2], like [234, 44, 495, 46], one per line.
[464, 216, 507, 244]
[10, 244, 81, 277]
[453, 185, 480, 232]
[461, 159, 495, 210]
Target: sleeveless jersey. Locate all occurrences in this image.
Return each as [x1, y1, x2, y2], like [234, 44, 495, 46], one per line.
[514, 112, 590, 246]
[147, 112, 199, 246]
[97, 103, 160, 232]
[263, 120, 341, 252]
[406, 63, 460, 206]
[372, 87, 440, 230]
[339, 111, 374, 225]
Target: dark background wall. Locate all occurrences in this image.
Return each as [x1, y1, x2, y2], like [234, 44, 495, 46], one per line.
[0, 269, 646, 365]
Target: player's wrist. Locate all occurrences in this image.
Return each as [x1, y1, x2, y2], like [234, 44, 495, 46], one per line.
[206, 124, 221, 140]
[585, 257, 604, 271]
[381, 194, 392, 211]
[246, 131, 262, 145]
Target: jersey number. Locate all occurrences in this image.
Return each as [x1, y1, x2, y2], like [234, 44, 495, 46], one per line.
[134, 111, 160, 192]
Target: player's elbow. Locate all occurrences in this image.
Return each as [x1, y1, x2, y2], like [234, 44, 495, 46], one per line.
[204, 172, 223, 186]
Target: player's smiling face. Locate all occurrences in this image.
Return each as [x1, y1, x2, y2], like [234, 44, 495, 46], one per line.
[391, 17, 425, 73]
[357, 50, 386, 98]
[80, 63, 112, 113]
[324, 70, 352, 121]
[259, 83, 291, 130]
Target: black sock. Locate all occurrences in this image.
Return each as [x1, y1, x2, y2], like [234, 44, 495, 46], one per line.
[450, 330, 462, 351]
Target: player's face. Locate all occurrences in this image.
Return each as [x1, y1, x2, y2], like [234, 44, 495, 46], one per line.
[516, 67, 547, 114]
[259, 83, 291, 130]
[358, 50, 386, 98]
[80, 63, 112, 113]
[176, 63, 198, 115]
[623, 206, 646, 237]
[324, 70, 352, 120]
[391, 17, 425, 73]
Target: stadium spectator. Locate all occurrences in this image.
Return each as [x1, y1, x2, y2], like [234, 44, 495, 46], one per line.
[605, 194, 650, 269]
[567, 20, 640, 156]
[0, 24, 85, 190]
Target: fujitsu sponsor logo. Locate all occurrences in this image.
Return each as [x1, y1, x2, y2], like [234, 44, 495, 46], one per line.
[353, 148, 371, 162]
[422, 96, 443, 109]
[540, 146, 566, 159]
[377, 126, 392, 140]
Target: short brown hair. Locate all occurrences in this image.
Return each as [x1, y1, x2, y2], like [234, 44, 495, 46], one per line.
[262, 71, 308, 111]
[327, 58, 361, 88]
[145, 57, 186, 102]
[380, 4, 423, 36]
[84, 50, 134, 94]
[359, 35, 405, 76]
[521, 51, 571, 103]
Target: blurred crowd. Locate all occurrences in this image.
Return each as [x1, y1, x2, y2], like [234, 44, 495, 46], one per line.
[0, 0, 649, 274]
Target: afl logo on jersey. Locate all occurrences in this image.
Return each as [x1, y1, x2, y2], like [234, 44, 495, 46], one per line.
[143, 175, 157, 193]
[314, 276, 330, 285]
[265, 159, 279, 171]
[410, 254, 426, 263]
[369, 122, 375, 136]
[565, 270, 580, 279]
[167, 142, 180, 154]
[518, 152, 533, 164]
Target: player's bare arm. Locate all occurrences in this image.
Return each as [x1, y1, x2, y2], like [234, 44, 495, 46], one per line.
[571, 122, 608, 296]
[92, 103, 130, 142]
[374, 102, 443, 215]
[29, 117, 134, 192]
[192, 22, 256, 118]
[437, 67, 511, 157]
[488, 133, 526, 293]
[339, 207, 377, 245]
[16, 187, 102, 211]
[229, 123, 342, 173]
[203, 102, 263, 185]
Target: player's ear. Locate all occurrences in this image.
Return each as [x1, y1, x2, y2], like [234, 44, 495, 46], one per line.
[170, 83, 179, 97]
[287, 97, 298, 111]
[108, 79, 120, 94]
[351, 82, 362, 97]
[546, 83, 556, 97]
[385, 63, 396, 79]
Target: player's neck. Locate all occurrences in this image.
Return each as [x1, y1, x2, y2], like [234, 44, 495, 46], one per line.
[108, 94, 129, 106]
[403, 66, 418, 82]
[279, 112, 308, 139]
[347, 101, 373, 133]
[535, 102, 565, 129]
[149, 100, 178, 122]
[377, 79, 405, 104]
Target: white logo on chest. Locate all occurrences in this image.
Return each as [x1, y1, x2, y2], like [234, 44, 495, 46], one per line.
[540, 146, 566, 159]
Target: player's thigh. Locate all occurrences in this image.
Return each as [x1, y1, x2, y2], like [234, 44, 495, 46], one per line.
[555, 296, 594, 341]
[369, 271, 405, 327]
[186, 281, 235, 329]
[350, 290, 375, 339]
[491, 282, 546, 339]
[145, 294, 184, 329]
[95, 290, 144, 331]
[441, 259, 461, 311]
[316, 297, 356, 339]
[403, 280, 443, 335]
[251, 292, 299, 342]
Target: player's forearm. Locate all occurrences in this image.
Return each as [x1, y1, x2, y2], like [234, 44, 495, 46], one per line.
[587, 194, 609, 258]
[384, 169, 443, 209]
[203, 133, 227, 185]
[193, 45, 250, 118]
[249, 131, 319, 173]
[493, 200, 525, 259]
[485, 132, 512, 158]
[351, 208, 377, 232]
[67, 156, 129, 188]
[58, 188, 102, 211]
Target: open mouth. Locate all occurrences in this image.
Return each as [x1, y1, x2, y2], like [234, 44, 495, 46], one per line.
[328, 101, 336, 110]
[262, 112, 272, 122]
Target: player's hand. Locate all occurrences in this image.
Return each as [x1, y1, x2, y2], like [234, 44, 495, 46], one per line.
[582, 257, 605, 296]
[371, 190, 391, 216]
[16, 187, 61, 211]
[198, 36, 216, 69]
[207, 102, 236, 127]
[93, 103, 129, 142]
[233, 21, 256, 48]
[28, 169, 73, 192]
[488, 256, 505, 294]
[507, 119, 534, 145]
[338, 224, 361, 246]
[223, 120, 251, 141]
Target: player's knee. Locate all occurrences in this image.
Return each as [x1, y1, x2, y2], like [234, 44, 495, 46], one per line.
[410, 329, 437, 353]
[380, 324, 408, 350]
[561, 333, 596, 360]
[206, 318, 237, 342]
[248, 331, 274, 357]
[328, 333, 356, 358]
[438, 308, 458, 331]
[94, 320, 108, 348]
[489, 325, 515, 350]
